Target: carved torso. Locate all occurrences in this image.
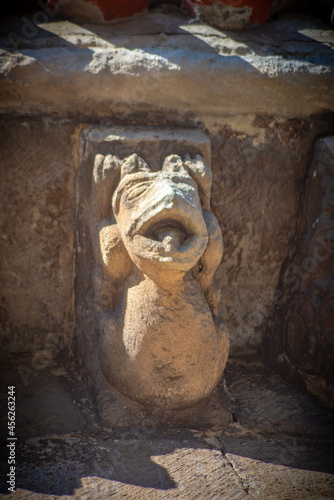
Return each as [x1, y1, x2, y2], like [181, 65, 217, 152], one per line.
[90, 153, 229, 410]
[100, 267, 224, 408]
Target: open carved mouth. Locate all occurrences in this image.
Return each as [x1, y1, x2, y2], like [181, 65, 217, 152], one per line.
[125, 205, 208, 269]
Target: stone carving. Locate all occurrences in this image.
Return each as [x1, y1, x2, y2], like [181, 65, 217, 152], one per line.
[89, 152, 229, 410]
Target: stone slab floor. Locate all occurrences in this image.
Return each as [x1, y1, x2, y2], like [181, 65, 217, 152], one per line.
[0, 356, 333, 499]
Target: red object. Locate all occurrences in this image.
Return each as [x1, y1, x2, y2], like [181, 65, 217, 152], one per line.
[82, 0, 148, 21]
[183, 0, 271, 24]
[49, 0, 148, 21]
[47, 0, 59, 9]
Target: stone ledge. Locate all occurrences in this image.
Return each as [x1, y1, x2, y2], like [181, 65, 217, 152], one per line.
[1, 355, 333, 498]
[0, 12, 334, 118]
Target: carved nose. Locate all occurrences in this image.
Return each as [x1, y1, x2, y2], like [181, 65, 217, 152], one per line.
[155, 179, 194, 212]
[161, 182, 179, 207]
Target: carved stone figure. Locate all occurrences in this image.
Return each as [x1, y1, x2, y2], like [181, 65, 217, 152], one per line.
[89, 153, 229, 411]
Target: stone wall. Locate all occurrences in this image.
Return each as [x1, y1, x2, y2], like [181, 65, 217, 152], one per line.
[0, 10, 334, 395]
[209, 117, 333, 355]
[264, 136, 334, 406]
[1, 114, 332, 360]
[0, 118, 76, 364]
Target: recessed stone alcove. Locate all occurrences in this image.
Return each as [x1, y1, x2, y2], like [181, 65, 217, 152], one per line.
[1, 8, 334, 403]
[75, 126, 231, 427]
[0, 6, 334, 498]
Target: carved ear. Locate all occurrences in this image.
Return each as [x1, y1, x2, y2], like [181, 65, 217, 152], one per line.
[93, 154, 121, 184]
[121, 154, 150, 178]
[89, 154, 121, 265]
[90, 154, 121, 226]
[162, 154, 189, 175]
[184, 154, 212, 211]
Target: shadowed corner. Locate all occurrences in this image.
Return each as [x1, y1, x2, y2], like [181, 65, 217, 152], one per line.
[10, 440, 179, 495]
[0, 353, 180, 496]
[0, 355, 334, 497]
[223, 358, 334, 475]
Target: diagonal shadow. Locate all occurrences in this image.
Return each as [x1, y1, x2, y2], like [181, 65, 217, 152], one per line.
[0, 8, 262, 77]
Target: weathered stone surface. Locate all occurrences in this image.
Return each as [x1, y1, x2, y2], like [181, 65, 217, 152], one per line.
[210, 118, 334, 355]
[184, 0, 271, 27]
[1, 12, 334, 118]
[0, 354, 93, 440]
[222, 358, 334, 498]
[264, 136, 334, 407]
[76, 127, 230, 425]
[91, 152, 228, 410]
[225, 359, 334, 440]
[9, 436, 248, 499]
[1, 12, 334, 364]
[224, 453, 334, 499]
[0, 119, 75, 357]
[1, 115, 333, 360]
[1, 112, 334, 361]
[186, 1, 253, 31]
[1, 356, 333, 498]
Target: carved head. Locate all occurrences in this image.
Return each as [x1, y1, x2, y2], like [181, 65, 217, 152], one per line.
[112, 154, 211, 274]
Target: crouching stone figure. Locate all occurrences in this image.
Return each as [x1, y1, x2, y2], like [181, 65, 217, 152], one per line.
[89, 153, 229, 411]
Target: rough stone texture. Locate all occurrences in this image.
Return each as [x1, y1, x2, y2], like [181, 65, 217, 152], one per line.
[264, 136, 334, 407]
[1, 12, 334, 118]
[188, 1, 253, 31]
[91, 152, 228, 409]
[211, 117, 334, 355]
[183, 0, 271, 26]
[0, 118, 75, 358]
[0, 12, 334, 361]
[76, 127, 230, 425]
[225, 358, 334, 441]
[0, 354, 93, 441]
[1, 355, 333, 498]
[1, 120, 334, 360]
[5, 436, 248, 499]
[223, 358, 334, 498]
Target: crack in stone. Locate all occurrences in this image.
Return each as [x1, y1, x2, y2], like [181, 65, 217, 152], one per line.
[221, 444, 250, 495]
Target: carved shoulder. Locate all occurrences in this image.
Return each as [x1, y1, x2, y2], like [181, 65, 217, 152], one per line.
[99, 224, 132, 281]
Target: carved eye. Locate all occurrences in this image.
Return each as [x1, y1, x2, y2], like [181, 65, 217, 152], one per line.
[125, 181, 152, 201]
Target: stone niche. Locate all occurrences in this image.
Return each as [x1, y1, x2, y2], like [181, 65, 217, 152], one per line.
[75, 126, 231, 428]
[264, 136, 334, 407]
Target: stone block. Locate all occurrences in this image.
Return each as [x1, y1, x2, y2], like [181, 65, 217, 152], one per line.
[264, 136, 334, 407]
[0, 118, 75, 362]
[1, 14, 334, 118]
[183, 0, 271, 28]
[75, 126, 231, 428]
